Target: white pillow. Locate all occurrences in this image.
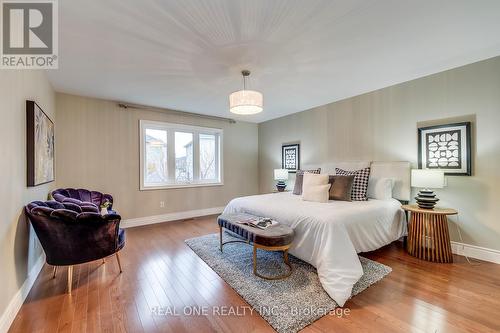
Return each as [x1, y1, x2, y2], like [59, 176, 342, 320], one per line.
[302, 184, 330, 203]
[302, 174, 330, 203]
[367, 177, 394, 200]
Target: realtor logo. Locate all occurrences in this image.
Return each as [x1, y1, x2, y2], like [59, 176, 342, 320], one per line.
[1, 0, 58, 68]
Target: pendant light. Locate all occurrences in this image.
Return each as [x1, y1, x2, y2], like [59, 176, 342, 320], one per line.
[229, 70, 263, 115]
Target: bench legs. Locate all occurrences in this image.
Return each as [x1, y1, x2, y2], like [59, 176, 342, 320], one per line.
[219, 225, 293, 280]
[219, 225, 223, 252]
[219, 225, 249, 252]
[253, 244, 292, 280]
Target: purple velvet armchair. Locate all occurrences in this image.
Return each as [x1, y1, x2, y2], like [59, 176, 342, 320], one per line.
[25, 200, 125, 293]
[51, 188, 115, 213]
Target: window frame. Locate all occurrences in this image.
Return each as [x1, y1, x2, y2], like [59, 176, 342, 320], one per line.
[139, 120, 223, 190]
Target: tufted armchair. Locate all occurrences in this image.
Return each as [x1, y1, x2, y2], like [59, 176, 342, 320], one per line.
[25, 200, 125, 293]
[51, 188, 115, 213]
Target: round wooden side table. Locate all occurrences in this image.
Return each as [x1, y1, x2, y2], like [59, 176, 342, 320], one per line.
[402, 205, 457, 263]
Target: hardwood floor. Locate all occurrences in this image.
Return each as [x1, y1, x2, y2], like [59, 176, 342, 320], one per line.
[9, 216, 500, 333]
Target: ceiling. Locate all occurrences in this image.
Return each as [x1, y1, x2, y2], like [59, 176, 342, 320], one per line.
[48, 0, 500, 123]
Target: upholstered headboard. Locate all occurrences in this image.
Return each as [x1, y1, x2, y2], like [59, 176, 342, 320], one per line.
[301, 160, 411, 202]
[302, 161, 371, 175]
[370, 161, 411, 202]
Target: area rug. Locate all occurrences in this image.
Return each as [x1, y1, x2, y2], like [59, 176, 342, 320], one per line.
[185, 233, 391, 333]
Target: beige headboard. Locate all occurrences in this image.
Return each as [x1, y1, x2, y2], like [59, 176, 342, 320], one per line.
[302, 160, 411, 202]
[302, 161, 371, 175]
[370, 161, 411, 202]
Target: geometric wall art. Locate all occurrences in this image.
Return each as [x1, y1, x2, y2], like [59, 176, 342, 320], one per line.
[418, 122, 471, 176]
[282, 143, 300, 173]
[27, 100, 55, 186]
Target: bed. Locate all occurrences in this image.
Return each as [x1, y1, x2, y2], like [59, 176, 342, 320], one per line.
[223, 161, 410, 307]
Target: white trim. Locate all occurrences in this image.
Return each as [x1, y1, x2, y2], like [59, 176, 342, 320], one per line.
[121, 206, 225, 229]
[140, 182, 224, 191]
[0, 253, 45, 333]
[451, 241, 500, 264]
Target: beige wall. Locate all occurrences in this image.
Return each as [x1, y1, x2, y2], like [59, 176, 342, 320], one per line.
[55, 93, 259, 219]
[259, 56, 500, 251]
[0, 71, 55, 318]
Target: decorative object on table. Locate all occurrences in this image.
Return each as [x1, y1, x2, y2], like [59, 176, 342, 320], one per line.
[335, 167, 371, 201]
[292, 168, 321, 195]
[26, 100, 55, 187]
[52, 188, 115, 214]
[418, 122, 472, 176]
[274, 169, 289, 192]
[217, 213, 295, 280]
[185, 233, 391, 333]
[282, 143, 300, 173]
[411, 169, 444, 209]
[25, 200, 125, 293]
[229, 70, 263, 115]
[402, 204, 456, 263]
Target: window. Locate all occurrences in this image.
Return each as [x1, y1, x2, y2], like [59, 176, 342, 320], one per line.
[140, 120, 222, 189]
[175, 132, 193, 182]
[199, 133, 217, 180]
[144, 128, 168, 185]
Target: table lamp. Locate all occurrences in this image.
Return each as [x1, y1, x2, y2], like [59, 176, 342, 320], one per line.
[274, 169, 289, 192]
[411, 169, 445, 209]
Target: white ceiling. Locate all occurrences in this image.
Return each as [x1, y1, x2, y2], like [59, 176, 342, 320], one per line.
[48, 0, 500, 123]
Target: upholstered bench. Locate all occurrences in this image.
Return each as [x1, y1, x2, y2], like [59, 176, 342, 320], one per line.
[217, 213, 295, 280]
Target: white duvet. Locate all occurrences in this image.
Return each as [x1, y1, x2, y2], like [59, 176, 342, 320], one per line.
[223, 192, 406, 306]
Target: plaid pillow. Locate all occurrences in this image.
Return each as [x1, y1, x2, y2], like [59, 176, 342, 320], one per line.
[335, 167, 371, 201]
[293, 168, 321, 195]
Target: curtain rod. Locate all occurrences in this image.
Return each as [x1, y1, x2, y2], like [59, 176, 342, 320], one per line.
[117, 102, 236, 124]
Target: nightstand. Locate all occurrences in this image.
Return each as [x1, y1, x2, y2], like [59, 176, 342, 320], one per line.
[402, 204, 457, 263]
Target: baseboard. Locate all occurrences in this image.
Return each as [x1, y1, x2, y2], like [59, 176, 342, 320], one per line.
[121, 206, 225, 228]
[0, 253, 45, 333]
[451, 241, 500, 264]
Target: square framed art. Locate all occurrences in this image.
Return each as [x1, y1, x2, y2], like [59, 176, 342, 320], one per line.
[418, 122, 471, 176]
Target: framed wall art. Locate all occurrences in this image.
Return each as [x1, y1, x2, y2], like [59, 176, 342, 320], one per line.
[282, 144, 300, 173]
[418, 122, 471, 176]
[27, 100, 55, 186]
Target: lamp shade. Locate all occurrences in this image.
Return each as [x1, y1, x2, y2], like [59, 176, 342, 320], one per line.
[411, 169, 444, 189]
[274, 169, 289, 181]
[229, 90, 263, 115]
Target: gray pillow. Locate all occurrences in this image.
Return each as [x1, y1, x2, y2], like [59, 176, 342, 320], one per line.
[293, 168, 321, 195]
[328, 175, 355, 201]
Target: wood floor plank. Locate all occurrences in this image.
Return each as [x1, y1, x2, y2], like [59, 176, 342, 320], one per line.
[9, 215, 500, 333]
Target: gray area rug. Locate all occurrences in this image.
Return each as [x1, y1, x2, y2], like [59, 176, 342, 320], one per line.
[185, 233, 391, 333]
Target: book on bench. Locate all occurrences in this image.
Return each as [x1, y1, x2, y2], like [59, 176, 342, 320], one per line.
[236, 216, 278, 230]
